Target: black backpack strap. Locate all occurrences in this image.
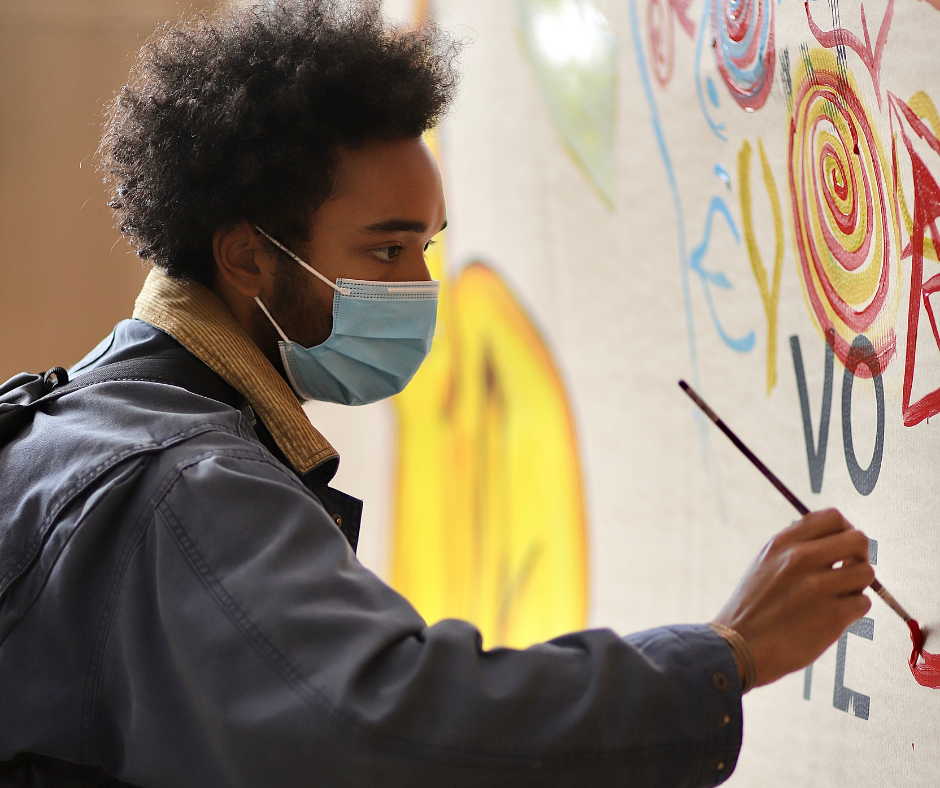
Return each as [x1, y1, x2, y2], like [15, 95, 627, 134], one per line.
[0, 355, 243, 445]
[55, 356, 242, 406]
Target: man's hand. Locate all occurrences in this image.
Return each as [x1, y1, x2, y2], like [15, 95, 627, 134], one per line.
[713, 508, 875, 689]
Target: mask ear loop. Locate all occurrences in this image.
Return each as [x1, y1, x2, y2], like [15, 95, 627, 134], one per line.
[254, 225, 352, 296]
[254, 296, 292, 344]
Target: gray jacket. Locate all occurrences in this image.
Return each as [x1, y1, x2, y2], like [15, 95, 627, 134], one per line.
[0, 320, 742, 787]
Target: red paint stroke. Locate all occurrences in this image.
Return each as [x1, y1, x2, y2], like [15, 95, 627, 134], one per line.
[648, 0, 695, 87]
[804, 0, 894, 107]
[919, 0, 940, 10]
[671, 0, 696, 37]
[908, 620, 940, 688]
[789, 64, 896, 376]
[713, 0, 776, 110]
[889, 94, 940, 426]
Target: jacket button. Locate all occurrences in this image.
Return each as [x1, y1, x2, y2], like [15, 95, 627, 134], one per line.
[713, 671, 729, 692]
[716, 760, 726, 772]
[719, 712, 731, 727]
[332, 514, 343, 528]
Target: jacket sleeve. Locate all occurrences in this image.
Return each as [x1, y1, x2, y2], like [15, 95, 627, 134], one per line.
[93, 446, 743, 788]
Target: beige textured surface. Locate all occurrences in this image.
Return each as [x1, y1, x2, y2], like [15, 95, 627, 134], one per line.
[0, 0, 222, 382]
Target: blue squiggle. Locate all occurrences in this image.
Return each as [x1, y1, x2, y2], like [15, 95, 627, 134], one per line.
[689, 197, 756, 352]
[714, 163, 731, 188]
[695, 0, 727, 141]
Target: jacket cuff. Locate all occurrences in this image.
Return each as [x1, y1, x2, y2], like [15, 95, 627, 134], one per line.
[623, 623, 744, 785]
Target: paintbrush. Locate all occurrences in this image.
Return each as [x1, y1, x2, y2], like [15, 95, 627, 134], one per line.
[678, 379, 923, 654]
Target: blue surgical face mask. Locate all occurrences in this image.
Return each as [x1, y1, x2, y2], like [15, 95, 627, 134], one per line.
[253, 226, 439, 406]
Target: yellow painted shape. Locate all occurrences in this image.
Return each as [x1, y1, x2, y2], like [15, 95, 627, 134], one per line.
[515, 0, 620, 207]
[739, 137, 784, 395]
[391, 261, 588, 648]
[788, 49, 900, 354]
[807, 107, 873, 281]
[390, 131, 587, 648]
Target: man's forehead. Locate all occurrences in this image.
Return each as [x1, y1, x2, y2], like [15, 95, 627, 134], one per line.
[333, 138, 441, 186]
[321, 139, 446, 232]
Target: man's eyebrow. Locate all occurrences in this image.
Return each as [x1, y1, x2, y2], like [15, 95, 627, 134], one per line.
[360, 219, 448, 235]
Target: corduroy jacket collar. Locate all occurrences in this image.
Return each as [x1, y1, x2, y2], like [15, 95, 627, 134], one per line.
[133, 267, 338, 477]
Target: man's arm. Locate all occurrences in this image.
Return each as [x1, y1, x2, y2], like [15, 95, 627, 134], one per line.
[91, 446, 741, 788]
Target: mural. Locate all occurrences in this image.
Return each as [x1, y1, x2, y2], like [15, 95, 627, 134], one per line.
[372, 0, 940, 780]
[624, 0, 940, 749]
[627, 0, 940, 465]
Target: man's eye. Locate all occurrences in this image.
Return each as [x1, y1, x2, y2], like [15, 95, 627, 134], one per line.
[373, 246, 402, 261]
[424, 239, 437, 252]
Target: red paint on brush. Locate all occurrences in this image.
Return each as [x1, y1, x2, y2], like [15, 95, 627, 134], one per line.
[909, 619, 924, 654]
[908, 620, 940, 688]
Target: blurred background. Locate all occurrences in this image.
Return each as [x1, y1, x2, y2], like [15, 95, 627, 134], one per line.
[0, 0, 222, 381]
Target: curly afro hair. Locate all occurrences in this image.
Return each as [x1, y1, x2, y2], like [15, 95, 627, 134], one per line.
[99, 0, 461, 286]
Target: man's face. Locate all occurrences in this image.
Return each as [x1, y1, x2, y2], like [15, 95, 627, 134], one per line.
[263, 137, 447, 350]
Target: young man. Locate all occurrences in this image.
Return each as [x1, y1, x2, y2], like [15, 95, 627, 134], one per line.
[0, 2, 873, 785]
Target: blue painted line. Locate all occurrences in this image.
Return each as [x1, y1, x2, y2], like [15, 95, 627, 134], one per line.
[707, 76, 720, 109]
[689, 197, 756, 352]
[695, 0, 727, 141]
[627, 0, 735, 520]
[714, 163, 731, 188]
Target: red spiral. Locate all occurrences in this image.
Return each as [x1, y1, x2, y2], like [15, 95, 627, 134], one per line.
[788, 50, 898, 375]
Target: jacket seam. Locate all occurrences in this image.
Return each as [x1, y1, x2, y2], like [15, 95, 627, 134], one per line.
[78, 442, 270, 764]
[80, 501, 156, 765]
[155, 454, 740, 770]
[0, 423, 242, 599]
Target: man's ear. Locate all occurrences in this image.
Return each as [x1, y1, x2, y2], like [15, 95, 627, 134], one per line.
[212, 221, 275, 298]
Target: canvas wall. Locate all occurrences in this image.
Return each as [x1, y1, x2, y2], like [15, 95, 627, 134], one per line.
[306, 0, 940, 783]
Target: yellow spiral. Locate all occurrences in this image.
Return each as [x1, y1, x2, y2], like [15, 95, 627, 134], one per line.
[788, 49, 900, 374]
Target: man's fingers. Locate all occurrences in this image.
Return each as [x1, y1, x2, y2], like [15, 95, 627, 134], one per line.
[780, 508, 852, 544]
[839, 588, 873, 620]
[825, 587, 872, 627]
[801, 528, 871, 569]
[820, 561, 877, 596]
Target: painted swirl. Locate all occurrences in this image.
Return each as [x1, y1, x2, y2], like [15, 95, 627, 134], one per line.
[712, 0, 775, 110]
[648, 0, 676, 87]
[648, 0, 693, 88]
[788, 49, 899, 375]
